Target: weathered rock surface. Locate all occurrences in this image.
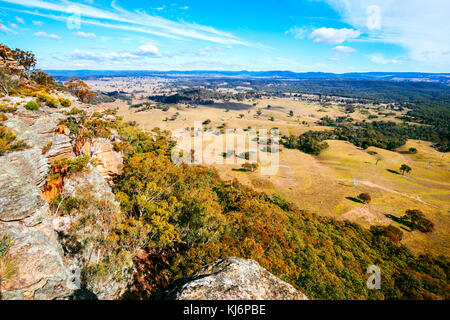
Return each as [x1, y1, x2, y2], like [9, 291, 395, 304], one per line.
[161, 257, 308, 300]
[0, 93, 128, 299]
[0, 216, 75, 300]
[0, 148, 48, 221]
[81, 138, 123, 183]
[46, 134, 75, 162]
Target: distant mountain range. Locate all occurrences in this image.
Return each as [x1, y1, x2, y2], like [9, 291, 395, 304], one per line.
[45, 70, 450, 83]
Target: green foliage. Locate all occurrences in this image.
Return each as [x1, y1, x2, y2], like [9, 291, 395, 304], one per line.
[41, 141, 52, 154]
[0, 104, 17, 113]
[24, 100, 39, 111]
[0, 234, 17, 299]
[401, 209, 434, 233]
[282, 131, 329, 155]
[50, 195, 80, 215]
[36, 91, 58, 107]
[58, 97, 72, 107]
[284, 119, 447, 154]
[0, 123, 29, 155]
[49, 155, 90, 180]
[31, 70, 58, 88]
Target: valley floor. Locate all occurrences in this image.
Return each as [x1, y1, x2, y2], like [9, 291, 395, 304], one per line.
[115, 97, 450, 257]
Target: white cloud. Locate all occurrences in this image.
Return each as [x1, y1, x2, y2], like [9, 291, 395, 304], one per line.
[137, 44, 160, 56]
[71, 49, 139, 62]
[15, 16, 24, 24]
[32, 20, 43, 26]
[34, 31, 61, 39]
[1, 0, 251, 46]
[179, 6, 189, 10]
[369, 54, 399, 65]
[285, 26, 309, 39]
[332, 45, 356, 54]
[70, 44, 161, 63]
[74, 31, 96, 38]
[309, 27, 361, 44]
[328, 45, 356, 61]
[317, 0, 450, 66]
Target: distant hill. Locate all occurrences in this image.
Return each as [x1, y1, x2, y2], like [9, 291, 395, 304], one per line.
[45, 70, 450, 83]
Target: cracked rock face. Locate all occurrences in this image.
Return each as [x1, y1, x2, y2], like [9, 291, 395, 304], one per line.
[81, 138, 123, 183]
[161, 257, 308, 300]
[0, 149, 47, 221]
[0, 95, 128, 300]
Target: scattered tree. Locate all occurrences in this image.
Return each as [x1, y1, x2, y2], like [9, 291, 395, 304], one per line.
[357, 192, 371, 204]
[401, 209, 434, 233]
[400, 164, 412, 175]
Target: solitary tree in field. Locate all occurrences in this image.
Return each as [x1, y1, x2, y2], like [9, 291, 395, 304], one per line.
[400, 164, 412, 175]
[357, 192, 371, 204]
[408, 147, 418, 154]
[376, 157, 382, 166]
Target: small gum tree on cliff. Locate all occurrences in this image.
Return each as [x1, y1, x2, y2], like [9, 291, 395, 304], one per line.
[65, 78, 97, 104]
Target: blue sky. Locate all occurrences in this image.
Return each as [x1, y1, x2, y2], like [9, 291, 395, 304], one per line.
[0, 0, 449, 72]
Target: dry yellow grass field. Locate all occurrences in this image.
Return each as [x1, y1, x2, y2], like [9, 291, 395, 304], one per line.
[116, 97, 450, 257]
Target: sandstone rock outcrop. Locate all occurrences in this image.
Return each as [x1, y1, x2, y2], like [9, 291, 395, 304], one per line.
[0, 43, 24, 72]
[160, 257, 308, 300]
[0, 92, 128, 299]
[81, 138, 123, 183]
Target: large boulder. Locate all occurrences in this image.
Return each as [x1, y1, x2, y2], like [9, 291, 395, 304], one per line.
[161, 257, 308, 300]
[0, 217, 75, 300]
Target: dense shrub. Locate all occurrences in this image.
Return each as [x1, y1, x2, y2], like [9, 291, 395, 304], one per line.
[24, 100, 39, 111]
[58, 97, 72, 107]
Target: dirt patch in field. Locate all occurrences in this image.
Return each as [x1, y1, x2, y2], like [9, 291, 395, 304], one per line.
[358, 180, 432, 206]
[340, 206, 391, 225]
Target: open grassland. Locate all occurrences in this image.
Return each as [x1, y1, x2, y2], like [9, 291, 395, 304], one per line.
[116, 96, 449, 257]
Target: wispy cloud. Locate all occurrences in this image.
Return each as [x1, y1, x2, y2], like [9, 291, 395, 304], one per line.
[74, 31, 96, 38]
[328, 45, 356, 61]
[70, 43, 161, 64]
[285, 26, 309, 39]
[32, 20, 43, 26]
[15, 16, 24, 23]
[0, 22, 17, 34]
[0, 0, 251, 46]
[318, 0, 450, 65]
[369, 54, 399, 65]
[34, 31, 61, 39]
